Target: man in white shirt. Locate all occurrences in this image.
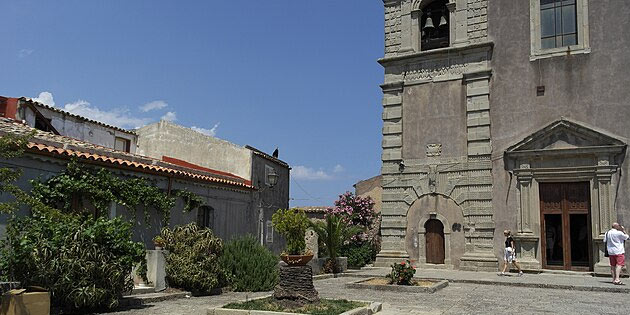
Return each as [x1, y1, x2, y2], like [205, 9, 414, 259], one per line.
[606, 222, 629, 285]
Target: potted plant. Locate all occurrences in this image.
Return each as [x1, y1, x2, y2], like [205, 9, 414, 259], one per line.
[153, 235, 165, 250]
[272, 208, 313, 265]
[310, 214, 363, 273]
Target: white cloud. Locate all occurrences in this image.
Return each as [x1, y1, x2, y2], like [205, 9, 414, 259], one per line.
[161, 111, 177, 122]
[32, 91, 55, 106]
[291, 166, 334, 181]
[63, 100, 151, 129]
[18, 49, 34, 58]
[139, 100, 168, 112]
[333, 164, 344, 173]
[191, 122, 220, 137]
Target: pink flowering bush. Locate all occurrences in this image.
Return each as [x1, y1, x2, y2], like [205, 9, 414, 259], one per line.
[327, 192, 377, 230]
[326, 192, 380, 268]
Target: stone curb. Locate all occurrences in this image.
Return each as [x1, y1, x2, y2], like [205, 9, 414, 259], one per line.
[207, 294, 382, 315]
[119, 291, 191, 307]
[316, 272, 630, 294]
[345, 278, 449, 294]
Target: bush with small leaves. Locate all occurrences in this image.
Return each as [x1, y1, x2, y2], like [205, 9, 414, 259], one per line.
[160, 223, 225, 295]
[0, 211, 145, 311]
[220, 236, 279, 292]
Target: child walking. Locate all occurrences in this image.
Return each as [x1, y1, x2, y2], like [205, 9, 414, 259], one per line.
[500, 230, 523, 276]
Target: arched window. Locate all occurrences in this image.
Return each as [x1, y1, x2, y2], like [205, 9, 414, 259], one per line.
[197, 206, 214, 229]
[420, 0, 450, 51]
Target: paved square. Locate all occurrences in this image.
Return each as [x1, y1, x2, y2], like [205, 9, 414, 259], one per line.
[104, 276, 630, 315]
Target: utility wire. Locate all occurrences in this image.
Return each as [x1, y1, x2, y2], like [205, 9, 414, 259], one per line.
[290, 177, 322, 201]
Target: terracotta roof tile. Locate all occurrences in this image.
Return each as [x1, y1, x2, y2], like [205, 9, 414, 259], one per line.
[0, 118, 253, 190]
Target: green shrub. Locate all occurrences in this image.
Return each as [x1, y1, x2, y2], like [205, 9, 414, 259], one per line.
[160, 223, 225, 295]
[0, 211, 145, 311]
[220, 236, 278, 292]
[272, 208, 309, 255]
[340, 242, 373, 269]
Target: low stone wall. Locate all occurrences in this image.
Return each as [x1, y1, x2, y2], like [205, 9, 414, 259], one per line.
[344, 277, 449, 294]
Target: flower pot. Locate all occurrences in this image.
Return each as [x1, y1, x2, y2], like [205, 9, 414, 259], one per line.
[280, 254, 314, 266]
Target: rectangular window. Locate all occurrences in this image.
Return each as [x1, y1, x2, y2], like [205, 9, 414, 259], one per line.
[266, 220, 274, 243]
[540, 0, 577, 49]
[114, 137, 131, 152]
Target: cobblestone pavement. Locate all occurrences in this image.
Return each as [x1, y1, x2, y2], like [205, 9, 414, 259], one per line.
[102, 275, 630, 315]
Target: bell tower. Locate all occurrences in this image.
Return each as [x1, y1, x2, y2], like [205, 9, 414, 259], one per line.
[376, 0, 498, 271]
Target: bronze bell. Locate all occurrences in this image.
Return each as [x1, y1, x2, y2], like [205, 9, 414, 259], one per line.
[423, 14, 435, 31]
[439, 14, 448, 28]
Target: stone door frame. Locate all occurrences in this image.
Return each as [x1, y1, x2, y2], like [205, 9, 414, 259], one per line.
[417, 212, 453, 269]
[504, 119, 626, 273]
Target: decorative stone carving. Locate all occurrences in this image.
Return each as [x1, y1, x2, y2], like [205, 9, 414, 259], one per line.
[405, 60, 467, 81]
[274, 265, 319, 304]
[426, 143, 442, 157]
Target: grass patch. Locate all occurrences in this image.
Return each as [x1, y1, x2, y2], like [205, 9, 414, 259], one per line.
[223, 297, 366, 315]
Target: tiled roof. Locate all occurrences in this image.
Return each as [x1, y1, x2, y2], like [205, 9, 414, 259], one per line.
[0, 118, 254, 190]
[19, 97, 136, 135]
[293, 206, 329, 213]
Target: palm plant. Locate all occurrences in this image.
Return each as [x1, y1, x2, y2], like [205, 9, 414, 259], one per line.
[310, 215, 363, 273]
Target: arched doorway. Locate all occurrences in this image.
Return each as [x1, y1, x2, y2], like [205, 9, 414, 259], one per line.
[425, 219, 445, 264]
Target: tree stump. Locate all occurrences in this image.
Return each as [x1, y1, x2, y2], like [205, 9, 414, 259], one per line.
[273, 264, 319, 304]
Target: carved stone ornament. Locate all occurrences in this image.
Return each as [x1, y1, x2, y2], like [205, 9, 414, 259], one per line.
[426, 143, 442, 157]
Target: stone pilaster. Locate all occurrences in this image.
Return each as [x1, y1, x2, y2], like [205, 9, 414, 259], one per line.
[459, 70, 498, 271]
[375, 81, 410, 267]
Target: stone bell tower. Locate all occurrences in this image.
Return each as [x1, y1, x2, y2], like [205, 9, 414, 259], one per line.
[375, 0, 497, 271]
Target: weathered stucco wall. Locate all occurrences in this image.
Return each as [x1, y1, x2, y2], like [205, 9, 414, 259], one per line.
[251, 153, 290, 254]
[32, 106, 137, 152]
[0, 154, 254, 249]
[489, 0, 630, 267]
[403, 81, 467, 159]
[355, 175, 382, 213]
[136, 121, 252, 180]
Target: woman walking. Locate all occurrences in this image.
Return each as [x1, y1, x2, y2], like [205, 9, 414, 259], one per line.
[500, 230, 523, 276]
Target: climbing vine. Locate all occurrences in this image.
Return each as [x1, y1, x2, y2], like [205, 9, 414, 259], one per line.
[0, 131, 53, 215]
[176, 189, 204, 212]
[31, 160, 176, 224]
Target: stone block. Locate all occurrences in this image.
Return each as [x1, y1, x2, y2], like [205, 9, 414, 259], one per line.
[382, 135, 402, 148]
[381, 147, 402, 159]
[146, 250, 168, 291]
[382, 106, 402, 120]
[382, 95, 402, 106]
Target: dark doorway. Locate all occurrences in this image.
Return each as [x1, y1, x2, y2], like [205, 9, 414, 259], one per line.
[540, 182, 592, 271]
[425, 219, 445, 264]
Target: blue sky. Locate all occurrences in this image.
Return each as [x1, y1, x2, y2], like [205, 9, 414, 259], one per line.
[0, 1, 385, 207]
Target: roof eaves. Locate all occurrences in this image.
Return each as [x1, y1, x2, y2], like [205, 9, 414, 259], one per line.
[19, 97, 136, 135]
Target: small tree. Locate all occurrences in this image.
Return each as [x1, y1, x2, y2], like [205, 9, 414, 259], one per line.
[272, 208, 309, 255]
[310, 215, 362, 273]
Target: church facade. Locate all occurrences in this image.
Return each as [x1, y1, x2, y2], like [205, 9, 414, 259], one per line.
[375, 0, 630, 274]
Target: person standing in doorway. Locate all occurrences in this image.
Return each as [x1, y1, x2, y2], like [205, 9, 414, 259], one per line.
[606, 223, 629, 285]
[500, 230, 523, 276]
